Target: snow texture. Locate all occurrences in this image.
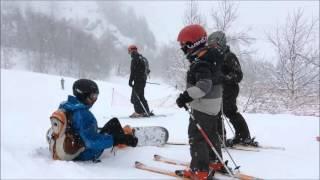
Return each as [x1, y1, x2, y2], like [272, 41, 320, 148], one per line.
[1, 69, 319, 179]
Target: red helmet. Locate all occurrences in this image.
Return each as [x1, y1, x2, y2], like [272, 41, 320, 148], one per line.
[177, 24, 207, 53]
[128, 45, 138, 54]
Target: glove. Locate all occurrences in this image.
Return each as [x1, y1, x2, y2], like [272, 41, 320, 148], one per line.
[113, 134, 138, 147]
[223, 74, 234, 84]
[176, 91, 193, 108]
[129, 80, 133, 87]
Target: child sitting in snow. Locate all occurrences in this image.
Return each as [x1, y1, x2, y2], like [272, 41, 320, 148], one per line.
[46, 79, 138, 161]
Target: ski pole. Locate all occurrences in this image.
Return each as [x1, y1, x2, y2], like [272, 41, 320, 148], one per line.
[183, 105, 235, 178]
[146, 82, 161, 85]
[222, 114, 235, 136]
[217, 134, 240, 170]
[133, 89, 150, 117]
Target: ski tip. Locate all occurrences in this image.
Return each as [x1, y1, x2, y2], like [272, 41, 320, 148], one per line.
[135, 161, 143, 166]
[153, 154, 161, 160]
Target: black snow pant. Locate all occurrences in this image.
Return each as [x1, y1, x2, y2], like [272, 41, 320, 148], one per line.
[100, 118, 138, 147]
[100, 118, 124, 136]
[130, 81, 150, 114]
[222, 84, 250, 140]
[188, 109, 222, 172]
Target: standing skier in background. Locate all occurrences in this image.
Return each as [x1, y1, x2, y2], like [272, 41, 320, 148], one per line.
[208, 31, 258, 147]
[128, 45, 153, 118]
[175, 24, 229, 180]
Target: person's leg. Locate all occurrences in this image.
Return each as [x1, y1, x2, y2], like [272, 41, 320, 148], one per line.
[135, 82, 150, 114]
[188, 110, 213, 172]
[100, 117, 124, 135]
[208, 115, 222, 162]
[224, 85, 251, 142]
[100, 118, 138, 147]
[132, 85, 144, 114]
[234, 112, 251, 140]
[139, 81, 151, 114]
[223, 84, 241, 136]
[216, 111, 226, 143]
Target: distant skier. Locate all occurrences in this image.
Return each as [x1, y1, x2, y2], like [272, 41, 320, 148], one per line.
[60, 77, 65, 90]
[175, 24, 229, 180]
[208, 31, 258, 147]
[128, 45, 153, 118]
[47, 79, 138, 161]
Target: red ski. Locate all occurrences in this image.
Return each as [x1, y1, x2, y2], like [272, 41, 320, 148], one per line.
[153, 154, 263, 180]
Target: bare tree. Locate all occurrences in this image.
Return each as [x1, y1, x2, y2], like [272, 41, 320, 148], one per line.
[210, 0, 254, 53]
[183, 0, 206, 27]
[267, 9, 319, 111]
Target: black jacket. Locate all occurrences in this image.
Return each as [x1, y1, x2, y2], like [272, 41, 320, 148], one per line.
[129, 52, 147, 83]
[222, 48, 243, 85]
[185, 46, 224, 115]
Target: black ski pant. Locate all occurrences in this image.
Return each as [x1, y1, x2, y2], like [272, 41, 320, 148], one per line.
[100, 118, 124, 135]
[130, 81, 150, 114]
[222, 84, 250, 140]
[188, 109, 222, 172]
[100, 118, 137, 147]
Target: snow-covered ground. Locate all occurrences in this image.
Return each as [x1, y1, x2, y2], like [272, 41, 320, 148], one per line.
[1, 69, 319, 179]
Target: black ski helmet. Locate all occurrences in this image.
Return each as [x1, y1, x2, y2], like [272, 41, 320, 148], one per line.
[72, 79, 99, 103]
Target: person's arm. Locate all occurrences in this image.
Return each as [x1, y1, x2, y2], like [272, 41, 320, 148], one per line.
[129, 59, 135, 84]
[72, 111, 114, 150]
[186, 62, 213, 99]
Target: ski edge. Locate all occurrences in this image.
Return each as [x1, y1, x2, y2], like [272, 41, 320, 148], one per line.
[135, 161, 222, 180]
[166, 142, 284, 151]
[166, 142, 260, 152]
[134, 161, 183, 179]
[153, 154, 263, 180]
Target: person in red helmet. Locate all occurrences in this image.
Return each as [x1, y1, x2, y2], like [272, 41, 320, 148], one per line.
[175, 24, 229, 180]
[127, 45, 153, 118]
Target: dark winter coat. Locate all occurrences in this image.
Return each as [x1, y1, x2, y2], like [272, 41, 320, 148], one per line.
[59, 95, 113, 161]
[222, 47, 243, 85]
[129, 52, 147, 83]
[186, 47, 224, 115]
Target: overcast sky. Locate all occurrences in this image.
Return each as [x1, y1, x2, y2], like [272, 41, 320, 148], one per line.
[123, 1, 319, 62]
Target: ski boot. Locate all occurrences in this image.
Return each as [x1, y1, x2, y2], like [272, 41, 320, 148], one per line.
[129, 112, 143, 118]
[225, 136, 241, 147]
[142, 111, 155, 117]
[240, 137, 259, 147]
[175, 169, 212, 180]
[209, 160, 233, 175]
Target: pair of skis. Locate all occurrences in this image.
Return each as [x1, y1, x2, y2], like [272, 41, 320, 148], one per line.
[135, 154, 262, 180]
[166, 142, 285, 152]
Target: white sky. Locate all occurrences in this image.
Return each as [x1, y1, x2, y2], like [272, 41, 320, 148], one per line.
[123, 1, 319, 61]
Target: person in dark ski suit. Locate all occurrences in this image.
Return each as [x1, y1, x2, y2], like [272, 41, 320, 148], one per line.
[49, 79, 138, 161]
[175, 24, 229, 180]
[208, 31, 257, 147]
[128, 45, 153, 117]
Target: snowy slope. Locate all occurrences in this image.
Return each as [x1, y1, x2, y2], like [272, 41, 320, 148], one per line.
[1, 69, 319, 179]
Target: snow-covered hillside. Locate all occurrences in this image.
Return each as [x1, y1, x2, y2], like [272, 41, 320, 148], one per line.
[1, 69, 319, 179]
[4, 1, 134, 45]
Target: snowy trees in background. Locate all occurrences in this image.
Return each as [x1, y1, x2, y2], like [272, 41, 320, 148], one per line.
[162, 0, 207, 90]
[0, 1, 156, 80]
[267, 9, 319, 114]
[183, 0, 206, 27]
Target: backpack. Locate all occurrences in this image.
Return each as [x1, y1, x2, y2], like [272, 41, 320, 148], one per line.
[141, 56, 150, 76]
[46, 109, 85, 160]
